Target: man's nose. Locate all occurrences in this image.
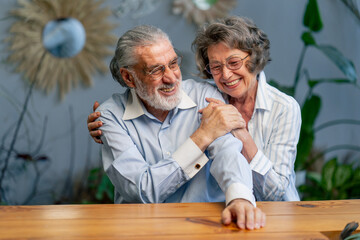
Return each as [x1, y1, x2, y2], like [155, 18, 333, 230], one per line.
[162, 66, 178, 83]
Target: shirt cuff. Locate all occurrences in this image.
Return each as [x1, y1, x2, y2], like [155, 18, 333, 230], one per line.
[225, 182, 256, 207]
[249, 150, 272, 176]
[173, 138, 209, 178]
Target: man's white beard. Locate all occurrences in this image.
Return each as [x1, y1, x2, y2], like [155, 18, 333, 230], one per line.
[133, 74, 182, 111]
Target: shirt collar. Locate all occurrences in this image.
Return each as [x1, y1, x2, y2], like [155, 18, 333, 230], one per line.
[123, 88, 196, 120]
[254, 71, 270, 111]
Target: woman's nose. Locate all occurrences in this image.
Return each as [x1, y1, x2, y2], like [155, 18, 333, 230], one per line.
[221, 65, 233, 79]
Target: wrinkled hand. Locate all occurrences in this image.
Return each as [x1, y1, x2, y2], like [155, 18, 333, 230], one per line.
[87, 101, 103, 144]
[222, 199, 266, 230]
[204, 97, 246, 128]
[198, 98, 246, 141]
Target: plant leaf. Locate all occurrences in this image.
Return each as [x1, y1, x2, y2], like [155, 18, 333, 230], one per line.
[302, 95, 321, 132]
[95, 174, 114, 201]
[87, 167, 100, 189]
[333, 164, 353, 188]
[341, 221, 359, 240]
[295, 129, 314, 171]
[353, 168, 360, 182]
[298, 184, 324, 199]
[315, 45, 357, 83]
[268, 79, 295, 97]
[337, 190, 349, 200]
[301, 31, 316, 46]
[303, 0, 323, 32]
[308, 78, 353, 88]
[295, 95, 321, 171]
[321, 158, 337, 191]
[344, 232, 360, 240]
[306, 171, 322, 184]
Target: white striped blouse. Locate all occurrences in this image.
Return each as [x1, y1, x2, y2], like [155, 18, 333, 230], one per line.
[228, 71, 301, 201]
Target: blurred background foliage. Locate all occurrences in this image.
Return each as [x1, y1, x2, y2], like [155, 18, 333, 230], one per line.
[299, 157, 360, 200]
[270, 0, 360, 200]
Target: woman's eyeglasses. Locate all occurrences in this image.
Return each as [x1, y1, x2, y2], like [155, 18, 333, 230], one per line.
[205, 54, 249, 75]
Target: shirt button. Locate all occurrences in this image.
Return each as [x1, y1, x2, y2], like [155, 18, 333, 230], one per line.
[195, 163, 201, 169]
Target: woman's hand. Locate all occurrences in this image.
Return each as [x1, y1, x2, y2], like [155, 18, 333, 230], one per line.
[87, 101, 103, 144]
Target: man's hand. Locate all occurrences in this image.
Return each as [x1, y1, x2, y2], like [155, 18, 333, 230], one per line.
[222, 199, 266, 230]
[87, 101, 103, 144]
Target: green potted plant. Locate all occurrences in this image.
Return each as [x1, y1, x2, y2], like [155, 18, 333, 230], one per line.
[269, 0, 360, 193]
[299, 157, 360, 200]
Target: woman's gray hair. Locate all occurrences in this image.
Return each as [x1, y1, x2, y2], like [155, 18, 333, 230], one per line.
[110, 25, 171, 87]
[192, 16, 271, 79]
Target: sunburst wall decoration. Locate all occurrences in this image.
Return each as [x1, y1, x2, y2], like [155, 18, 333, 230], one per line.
[172, 0, 237, 27]
[6, 0, 117, 100]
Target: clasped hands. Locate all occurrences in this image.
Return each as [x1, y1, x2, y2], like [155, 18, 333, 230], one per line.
[198, 97, 246, 141]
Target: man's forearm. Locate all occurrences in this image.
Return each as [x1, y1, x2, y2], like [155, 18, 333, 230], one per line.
[190, 128, 215, 152]
[207, 134, 255, 205]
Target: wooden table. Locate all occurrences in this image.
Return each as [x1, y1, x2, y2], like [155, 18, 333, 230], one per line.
[0, 200, 359, 239]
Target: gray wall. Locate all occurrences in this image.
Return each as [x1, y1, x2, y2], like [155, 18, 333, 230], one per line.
[0, 0, 359, 204]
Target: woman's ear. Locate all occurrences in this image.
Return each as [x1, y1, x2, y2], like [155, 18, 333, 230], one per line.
[120, 68, 136, 88]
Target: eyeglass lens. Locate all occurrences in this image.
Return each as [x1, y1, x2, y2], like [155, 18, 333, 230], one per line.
[206, 55, 248, 75]
[149, 56, 182, 80]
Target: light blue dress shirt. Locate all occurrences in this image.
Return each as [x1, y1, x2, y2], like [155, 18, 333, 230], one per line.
[98, 79, 255, 206]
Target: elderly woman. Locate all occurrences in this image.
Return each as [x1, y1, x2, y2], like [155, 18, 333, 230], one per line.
[192, 16, 301, 201]
[87, 16, 301, 201]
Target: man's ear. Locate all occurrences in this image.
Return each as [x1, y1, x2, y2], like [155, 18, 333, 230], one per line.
[120, 68, 136, 88]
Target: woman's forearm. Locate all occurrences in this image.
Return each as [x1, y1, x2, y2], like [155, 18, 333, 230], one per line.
[231, 128, 258, 163]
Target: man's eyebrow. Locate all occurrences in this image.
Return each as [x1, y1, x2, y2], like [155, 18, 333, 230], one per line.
[170, 56, 178, 61]
[145, 56, 178, 69]
[146, 64, 161, 70]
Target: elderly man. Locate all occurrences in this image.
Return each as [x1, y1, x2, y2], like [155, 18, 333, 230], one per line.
[91, 25, 265, 230]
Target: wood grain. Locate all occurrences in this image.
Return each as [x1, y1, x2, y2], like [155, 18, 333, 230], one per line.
[0, 200, 359, 239]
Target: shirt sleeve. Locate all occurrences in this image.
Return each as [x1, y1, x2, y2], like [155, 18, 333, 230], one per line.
[99, 107, 209, 204]
[173, 138, 209, 178]
[207, 134, 256, 206]
[250, 98, 301, 201]
[198, 84, 255, 206]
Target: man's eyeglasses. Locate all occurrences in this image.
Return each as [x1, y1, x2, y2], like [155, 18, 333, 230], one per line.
[205, 54, 249, 75]
[145, 56, 183, 80]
